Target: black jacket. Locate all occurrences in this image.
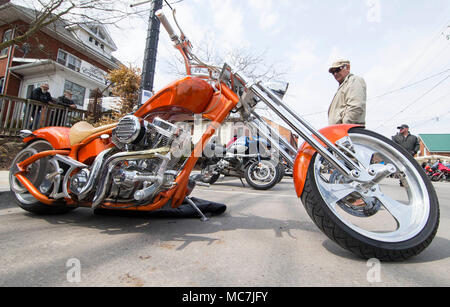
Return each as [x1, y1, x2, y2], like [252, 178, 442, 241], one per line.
[30, 87, 53, 104]
[57, 96, 76, 108]
[392, 133, 420, 156]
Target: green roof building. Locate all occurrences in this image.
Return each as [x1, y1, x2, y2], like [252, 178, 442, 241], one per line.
[418, 134, 450, 160]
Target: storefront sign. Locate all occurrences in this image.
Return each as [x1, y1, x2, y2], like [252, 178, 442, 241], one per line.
[80, 60, 108, 85]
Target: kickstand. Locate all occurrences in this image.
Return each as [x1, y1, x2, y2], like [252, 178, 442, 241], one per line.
[239, 178, 246, 188]
[185, 197, 209, 222]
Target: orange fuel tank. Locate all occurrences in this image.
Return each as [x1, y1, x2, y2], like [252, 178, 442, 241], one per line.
[135, 77, 214, 117]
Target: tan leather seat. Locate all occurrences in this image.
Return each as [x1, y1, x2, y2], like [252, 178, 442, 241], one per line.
[69, 121, 117, 146]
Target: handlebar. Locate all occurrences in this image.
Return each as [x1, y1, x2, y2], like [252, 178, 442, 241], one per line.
[156, 10, 179, 42]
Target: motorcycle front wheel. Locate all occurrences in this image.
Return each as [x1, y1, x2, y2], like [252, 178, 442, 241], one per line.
[301, 128, 439, 261]
[9, 140, 75, 215]
[244, 159, 280, 190]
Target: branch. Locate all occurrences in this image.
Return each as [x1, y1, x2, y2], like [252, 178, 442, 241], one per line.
[0, 1, 75, 50]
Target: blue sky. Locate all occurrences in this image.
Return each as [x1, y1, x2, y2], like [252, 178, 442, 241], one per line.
[23, 0, 450, 138]
[111, 0, 450, 138]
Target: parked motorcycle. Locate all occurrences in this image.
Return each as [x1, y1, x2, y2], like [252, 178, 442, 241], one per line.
[9, 7, 439, 261]
[200, 136, 282, 190]
[428, 163, 450, 182]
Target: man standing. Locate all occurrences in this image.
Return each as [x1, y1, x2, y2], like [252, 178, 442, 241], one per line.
[392, 124, 420, 157]
[328, 60, 367, 125]
[30, 83, 53, 104]
[29, 83, 54, 129]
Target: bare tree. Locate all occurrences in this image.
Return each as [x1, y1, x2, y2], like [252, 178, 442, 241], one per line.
[0, 0, 141, 50]
[164, 37, 287, 83]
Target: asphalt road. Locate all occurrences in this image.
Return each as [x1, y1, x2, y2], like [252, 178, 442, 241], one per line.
[0, 176, 448, 287]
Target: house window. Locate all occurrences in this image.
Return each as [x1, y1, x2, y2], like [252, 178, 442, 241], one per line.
[1, 29, 13, 57]
[57, 49, 68, 65]
[67, 55, 81, 72]
[26, 84, 34, 99]
[57, 49, 81, 72]
[0, 77, 4, 94]
[64, 80, 86, 108]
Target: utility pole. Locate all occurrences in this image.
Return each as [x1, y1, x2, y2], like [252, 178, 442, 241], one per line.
[133, 0, 163, 104]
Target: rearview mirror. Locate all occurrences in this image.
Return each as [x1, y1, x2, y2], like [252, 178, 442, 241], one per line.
[263, 81, 289, 100]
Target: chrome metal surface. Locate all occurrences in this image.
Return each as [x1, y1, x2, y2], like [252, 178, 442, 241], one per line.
[246, 116, 295, 166]
[133, 153, 170, 201]
[114, 115, 142, 144]
[77, 148, 113, 199]
[246, 160, 278, 186]
[248, 83, 368, 182]
[48, 155, 88, 200]
[313, 132, 430, 243]
[91, 147, 170, 209]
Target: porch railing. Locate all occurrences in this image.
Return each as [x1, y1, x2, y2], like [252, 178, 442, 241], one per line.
[0, 94, 88, 137]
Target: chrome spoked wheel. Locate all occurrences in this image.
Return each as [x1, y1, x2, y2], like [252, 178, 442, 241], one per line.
[301, 128, 439, 261]
[245, 159, 280, 190]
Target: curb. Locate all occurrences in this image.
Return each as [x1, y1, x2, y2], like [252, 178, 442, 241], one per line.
[0, 171, 9, 193]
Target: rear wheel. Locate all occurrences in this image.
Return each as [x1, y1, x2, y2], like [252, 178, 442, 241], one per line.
[301, 128, 439, 261]
[9, 140, 75, 215]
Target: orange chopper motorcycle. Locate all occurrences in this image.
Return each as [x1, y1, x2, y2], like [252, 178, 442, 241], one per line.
[9, 7, 439, 261]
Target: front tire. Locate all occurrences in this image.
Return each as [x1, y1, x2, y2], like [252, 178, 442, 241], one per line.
[9, 140, 75, 215]
[300, 128, 439, 261]
[244, 159, 280, 190]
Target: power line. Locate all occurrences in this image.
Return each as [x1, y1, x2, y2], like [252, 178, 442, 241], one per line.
[415, 89, 450, 114]
[369, 68, 450, 101]
[376, 74, 450, 129]
[411, 110, 450, 129]
[380, 18, 450, 95]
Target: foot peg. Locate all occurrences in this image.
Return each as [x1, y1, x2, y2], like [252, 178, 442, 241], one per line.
[185, 197, 209, 222]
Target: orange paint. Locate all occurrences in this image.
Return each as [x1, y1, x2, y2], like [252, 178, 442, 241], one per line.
[293, 124, 362, 198]
[77, 138, 114, 164]
[16, 79, 239, 211]
[23, 127, 71, 149]
[135, 77, 214, 117]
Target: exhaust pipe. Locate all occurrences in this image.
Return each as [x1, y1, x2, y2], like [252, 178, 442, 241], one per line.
[91, 147, 170, 209]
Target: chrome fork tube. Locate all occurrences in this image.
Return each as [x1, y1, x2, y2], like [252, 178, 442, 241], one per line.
[246, 116, 295, 166]
[249, 83, 363, 180]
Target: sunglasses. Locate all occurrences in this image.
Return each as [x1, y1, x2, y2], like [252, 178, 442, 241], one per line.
[330, 66, 346, 74]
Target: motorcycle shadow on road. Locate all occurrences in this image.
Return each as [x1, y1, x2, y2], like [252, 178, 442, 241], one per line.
[5, 193, 448, 263]
[19, 198, 321, 250]
[210, 176, 293, 190]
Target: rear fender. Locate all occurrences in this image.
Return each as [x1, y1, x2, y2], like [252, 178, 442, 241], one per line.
[23, 127, 71, 150]
[293, 124, 362, 198]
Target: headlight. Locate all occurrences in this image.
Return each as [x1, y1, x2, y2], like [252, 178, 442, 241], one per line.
[113, 115, 142, 144]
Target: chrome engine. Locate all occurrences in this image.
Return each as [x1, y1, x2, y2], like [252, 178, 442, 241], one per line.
[68, 116, 191, 208]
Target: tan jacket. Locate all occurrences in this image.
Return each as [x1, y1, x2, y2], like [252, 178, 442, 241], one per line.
[328, 74, 367, 125]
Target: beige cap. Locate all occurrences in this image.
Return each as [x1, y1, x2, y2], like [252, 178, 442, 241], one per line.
[329, 60, 350, 72]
